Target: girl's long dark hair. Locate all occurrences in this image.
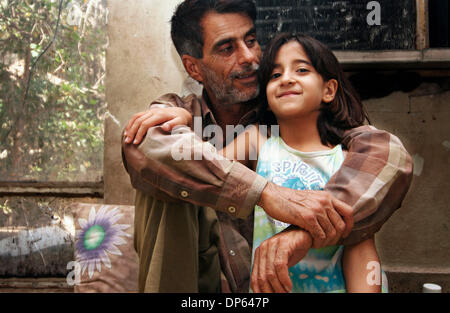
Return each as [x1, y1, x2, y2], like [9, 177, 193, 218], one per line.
[258, 33, 370, 146]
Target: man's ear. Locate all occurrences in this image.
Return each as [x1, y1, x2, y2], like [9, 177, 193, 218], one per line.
[322, 79, 338, 103]
[182, 55, 204, 84]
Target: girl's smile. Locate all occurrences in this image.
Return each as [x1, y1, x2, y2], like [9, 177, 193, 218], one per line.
[277, 90, 302, 98]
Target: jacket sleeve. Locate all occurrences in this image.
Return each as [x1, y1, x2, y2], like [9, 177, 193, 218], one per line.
[121, 93, 267, 219]
[325, 125, 414, 245]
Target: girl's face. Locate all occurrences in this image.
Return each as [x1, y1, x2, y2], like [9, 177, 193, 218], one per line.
[266, 41, 336, 122]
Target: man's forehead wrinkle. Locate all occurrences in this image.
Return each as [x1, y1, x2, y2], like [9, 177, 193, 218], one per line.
[212, 26, 253, 46]
[201, 13, 255, 53]
[214, 27, 256, 48]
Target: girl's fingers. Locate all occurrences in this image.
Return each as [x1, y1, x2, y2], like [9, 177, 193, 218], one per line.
[125, 111, 153, 143]
[134, 114, 172, 144]
[125, 111, 147, 133]
[162, 116, 188, 132]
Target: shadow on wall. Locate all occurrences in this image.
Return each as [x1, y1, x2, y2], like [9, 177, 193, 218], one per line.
[349, 72, 450, 101]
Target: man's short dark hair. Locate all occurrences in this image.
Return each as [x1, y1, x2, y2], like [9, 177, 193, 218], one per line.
[171, 0, 257, 59]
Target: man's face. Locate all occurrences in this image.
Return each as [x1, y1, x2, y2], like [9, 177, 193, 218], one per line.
[198, 12, 262, 105]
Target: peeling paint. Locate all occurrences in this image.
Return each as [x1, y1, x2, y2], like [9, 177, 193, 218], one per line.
[0, 226, 73, 257]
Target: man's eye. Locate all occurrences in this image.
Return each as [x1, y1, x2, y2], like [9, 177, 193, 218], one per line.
[246, 38, 257, 47]
[219, 45, 233, 53]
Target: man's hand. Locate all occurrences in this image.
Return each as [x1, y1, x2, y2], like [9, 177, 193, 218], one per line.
[251, 226, 312, 293]
[257, 182, 354, 248]
[124, 107, 193, 145]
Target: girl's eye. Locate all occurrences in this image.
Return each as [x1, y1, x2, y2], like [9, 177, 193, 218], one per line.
[270, 73, 281, 80]
[297, 68, 309, 73]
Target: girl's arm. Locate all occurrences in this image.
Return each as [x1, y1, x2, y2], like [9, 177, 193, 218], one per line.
[342, 237, 382, 293]
[219, 123, 266, 169]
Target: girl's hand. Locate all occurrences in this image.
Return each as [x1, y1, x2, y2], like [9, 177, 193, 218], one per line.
[124, 107, 193, 145]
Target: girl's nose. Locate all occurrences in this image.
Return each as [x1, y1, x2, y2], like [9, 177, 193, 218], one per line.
[280, 72, 295, 85]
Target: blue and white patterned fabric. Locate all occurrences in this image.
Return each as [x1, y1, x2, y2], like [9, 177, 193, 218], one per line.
[252, 135, 347, 293]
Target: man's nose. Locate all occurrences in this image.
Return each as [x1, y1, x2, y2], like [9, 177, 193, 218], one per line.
[237, 43, 258, 65]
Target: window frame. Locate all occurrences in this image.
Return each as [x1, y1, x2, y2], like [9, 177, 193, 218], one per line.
[336, 0, 450, 70]
[0, 181, 104, 197]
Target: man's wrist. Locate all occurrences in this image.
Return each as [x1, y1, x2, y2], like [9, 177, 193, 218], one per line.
[284, 225, 313, 247]
[257, 182, 274, 210]
[298, 228, 313, 248]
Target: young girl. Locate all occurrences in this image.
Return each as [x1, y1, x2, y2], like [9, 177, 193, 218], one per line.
[220, 33, 386, 293]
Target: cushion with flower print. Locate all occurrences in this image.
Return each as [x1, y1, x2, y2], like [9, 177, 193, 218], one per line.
[72, 203, 138, 293]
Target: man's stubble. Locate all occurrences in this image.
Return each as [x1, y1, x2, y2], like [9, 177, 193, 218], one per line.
[199, 62, 260, 106]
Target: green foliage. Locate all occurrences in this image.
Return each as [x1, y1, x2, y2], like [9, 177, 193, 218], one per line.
[0, 0, 106, 182]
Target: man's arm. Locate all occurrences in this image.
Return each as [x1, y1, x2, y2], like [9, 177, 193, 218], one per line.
[122, 93, 267, 219]
[124, 93, 198, 145]
[124, 120, 349, 241]
[122, 94, 353, 240]
[326, 125, 413, 245]
[122, 94, 412, 243]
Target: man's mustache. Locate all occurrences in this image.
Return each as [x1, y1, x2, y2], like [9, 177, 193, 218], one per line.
[230, 64, 260, 79]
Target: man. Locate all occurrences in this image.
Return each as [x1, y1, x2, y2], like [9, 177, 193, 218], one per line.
[122, 0, 412, 293]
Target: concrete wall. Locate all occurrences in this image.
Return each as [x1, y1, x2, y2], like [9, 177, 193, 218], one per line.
[104, 0, 199, 205]
[367, 83, 450, 271]
[103, 0, 450, 291]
